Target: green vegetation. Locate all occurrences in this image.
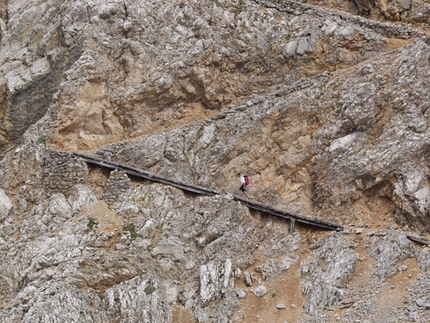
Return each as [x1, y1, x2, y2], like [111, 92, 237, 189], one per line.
[211, 0, 223, 8]
[37, 136, 46, 145]
[232, 0, 244, 14]
[144, 284, 156, 295]
[123, 224, 143, 240]
[87, 218, 98, 231]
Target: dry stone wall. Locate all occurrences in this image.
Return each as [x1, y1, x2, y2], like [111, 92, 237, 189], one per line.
[103, 169, 133, 205]
[42, 150, 88, 193]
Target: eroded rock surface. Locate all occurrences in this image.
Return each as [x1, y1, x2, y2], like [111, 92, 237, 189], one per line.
[1, 0, 430, 322]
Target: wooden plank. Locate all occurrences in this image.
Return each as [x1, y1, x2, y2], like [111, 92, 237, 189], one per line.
[290, 219, 295, 234]
[235, 196, 342, 231]
[407, 235, 430, 245]
[72, 151, 343, 231]
[74, 153, 218, 196]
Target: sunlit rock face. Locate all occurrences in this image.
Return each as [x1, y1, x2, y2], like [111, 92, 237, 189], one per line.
[1, 0, 430, 322]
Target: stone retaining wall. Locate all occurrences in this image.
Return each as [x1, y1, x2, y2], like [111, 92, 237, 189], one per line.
[42, 150, 88, 193]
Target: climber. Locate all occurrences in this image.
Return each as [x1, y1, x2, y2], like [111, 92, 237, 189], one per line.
[237, 173, 250, 198]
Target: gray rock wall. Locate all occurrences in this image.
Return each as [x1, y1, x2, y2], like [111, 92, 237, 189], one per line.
[1, 0, 430, 322]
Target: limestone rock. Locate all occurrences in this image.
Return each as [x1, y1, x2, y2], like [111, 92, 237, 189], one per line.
[1, 0, 430, 322]
[365, 231, 417, 279]
[199, 259, 233, 307]
[68, 184, 98, 216]
[235, 289, 247, 299]
[45, 193, 72, 221]
[301, 233, 357, 313]
[416, 297, 430, 309]
[418, 247, 430, 272]
[244, 271, 254, 287]
[0, 189, 13, 222]
[104, 276, 172, 323]
[252, 285, 268, 297]
[255, 255, 297, 282]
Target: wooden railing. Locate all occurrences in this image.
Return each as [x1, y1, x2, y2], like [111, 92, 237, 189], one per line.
[73, 152, 343, 233]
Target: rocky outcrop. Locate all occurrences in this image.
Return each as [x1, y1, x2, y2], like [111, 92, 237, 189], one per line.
[0, 0, 81, 158]
[301, 233, 357, 313]
[1, 0, 430, 322]
[2, 0, 418, 154]
[365, 231, 416, 278]
[298, 0, 430, 23]
[99, 38, 430, 234]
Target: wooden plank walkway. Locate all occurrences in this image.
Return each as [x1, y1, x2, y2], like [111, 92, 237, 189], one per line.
[74, 152, 218, 197]
[407, 235, 430, 245]
[234, 196, 343, 232]
[74, 152, 343, 232]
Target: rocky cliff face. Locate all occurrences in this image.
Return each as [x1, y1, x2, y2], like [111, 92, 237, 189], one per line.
[1, 0, 430, 322]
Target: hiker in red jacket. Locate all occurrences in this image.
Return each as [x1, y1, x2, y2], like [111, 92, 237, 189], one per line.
[237, 173, 250, 198]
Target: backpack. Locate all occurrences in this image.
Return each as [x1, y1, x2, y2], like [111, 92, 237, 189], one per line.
[244, 175, 249, 185]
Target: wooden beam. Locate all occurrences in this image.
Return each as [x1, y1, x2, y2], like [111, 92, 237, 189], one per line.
[74, 152, 218, 197]
[71, 151, 343, 232]
[235, 196, 343, 231]
[407, 235, 430, 245]
[290, 219, 296, 234]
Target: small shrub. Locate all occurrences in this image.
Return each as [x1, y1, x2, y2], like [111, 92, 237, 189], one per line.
[211, 0, 223, 8]
[87, 218, 98, 230]
[123, 224, 134, 232]
[130, 231, 143, 240]
[144, 284, 156, 295]
[124, 224, 143, 240]
[37, 136, 46, 145]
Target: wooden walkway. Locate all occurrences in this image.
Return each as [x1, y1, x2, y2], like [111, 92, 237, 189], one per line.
[74, 152, 343, 232]
[407, 235, 430, 245]
[234, 196, 343, 232]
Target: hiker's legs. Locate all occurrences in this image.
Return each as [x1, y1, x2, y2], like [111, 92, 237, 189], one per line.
[239, 184, 247, 197]
[240, 184, 250, 198]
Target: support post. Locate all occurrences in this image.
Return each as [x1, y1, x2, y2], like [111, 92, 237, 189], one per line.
[290, 219, 295, 234]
